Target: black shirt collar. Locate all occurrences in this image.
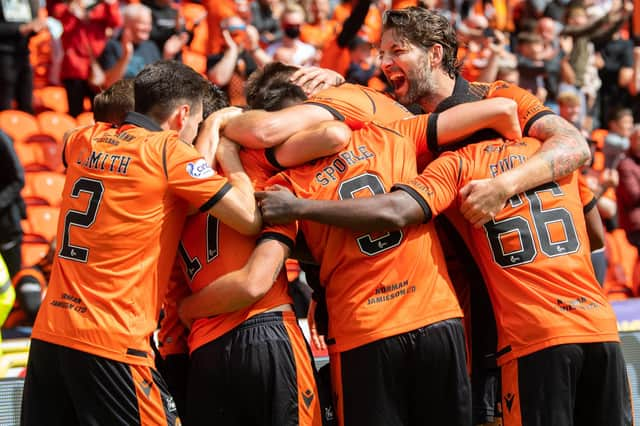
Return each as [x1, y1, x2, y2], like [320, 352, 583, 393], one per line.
[122, 112, 163, 131]
[434, 76, 476, 113]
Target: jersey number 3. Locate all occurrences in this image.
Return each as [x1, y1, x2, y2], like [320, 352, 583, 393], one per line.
[484, 181, 580, 268]
[339, 173, 403, 256]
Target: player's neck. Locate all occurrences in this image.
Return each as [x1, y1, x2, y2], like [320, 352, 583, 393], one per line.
[417, 73, 455, 113]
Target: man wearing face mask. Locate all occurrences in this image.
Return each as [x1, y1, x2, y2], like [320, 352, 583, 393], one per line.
[207, 15, 271, 106]
[266, 3, 316, 66]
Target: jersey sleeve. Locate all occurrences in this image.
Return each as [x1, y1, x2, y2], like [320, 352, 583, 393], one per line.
[577, 173, 597, 213]
[258, 172, 298, 250]
[392, 151, 464, 221]
[385, 114, 433, 159]
[157, 258, 190, 358]
[163, 136, 233, 212]
[488, 81, 554, 136]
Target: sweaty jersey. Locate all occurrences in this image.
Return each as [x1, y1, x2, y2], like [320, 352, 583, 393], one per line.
[396, 137, 619, 365]
[262, 114, 463, 354]
[32, 113, 231, 366]
[163, 150, 292, 355]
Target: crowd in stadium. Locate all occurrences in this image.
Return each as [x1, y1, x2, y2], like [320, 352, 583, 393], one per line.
[1, 0, 640, 424]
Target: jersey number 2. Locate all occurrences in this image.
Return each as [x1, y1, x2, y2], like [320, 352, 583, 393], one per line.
[59, 178, 104, 262]
[338, 173, 403, 256]
[484, 181, 580, 268]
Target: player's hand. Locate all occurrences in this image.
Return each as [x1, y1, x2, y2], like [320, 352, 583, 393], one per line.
[307, 300, 327, 352]
[459, 178, 509, 227]
[255, 185, 300, 224]
[290, 66, 345, 96]
[209, 106, 243, 129]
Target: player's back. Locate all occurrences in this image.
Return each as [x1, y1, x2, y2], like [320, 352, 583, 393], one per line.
[268, 122, 462, 354]
[32, 121, 212, 365]
[179, 155, 291, 353]
[308, 83, 412, 128]
[438, 138, 618, 364]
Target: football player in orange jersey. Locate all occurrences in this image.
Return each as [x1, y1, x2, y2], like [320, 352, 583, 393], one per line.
[377, 7, 591, 226]
[256, 135, 631, 426]
[21, 61, 260, 425]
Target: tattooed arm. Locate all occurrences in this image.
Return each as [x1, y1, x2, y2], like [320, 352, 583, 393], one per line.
[459, 114, 590, 226]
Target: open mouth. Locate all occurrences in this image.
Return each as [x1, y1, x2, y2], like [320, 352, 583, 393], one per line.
[388, 74, 407, 93]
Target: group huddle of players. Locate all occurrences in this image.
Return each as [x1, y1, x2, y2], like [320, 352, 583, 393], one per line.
[18, 7, 632, 426]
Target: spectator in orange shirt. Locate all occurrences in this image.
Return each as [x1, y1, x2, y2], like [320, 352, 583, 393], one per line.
[301, 0, 339, 56]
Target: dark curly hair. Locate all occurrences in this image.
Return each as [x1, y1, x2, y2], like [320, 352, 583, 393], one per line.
[382, 7, 461, 78]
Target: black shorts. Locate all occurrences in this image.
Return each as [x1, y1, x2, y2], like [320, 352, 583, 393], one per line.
[501, 342, 632, 426]
[21, 339, 179, 426]
[330, 318, 471, 426]
[186, 310, 328, 426]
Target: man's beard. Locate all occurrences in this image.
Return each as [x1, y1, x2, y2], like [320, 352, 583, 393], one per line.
[397, 57, 436, 106]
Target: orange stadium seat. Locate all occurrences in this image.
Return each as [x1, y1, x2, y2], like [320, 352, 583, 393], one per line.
[182, 48, 207, 75]
[21, 234, 51, 266]
[76, 111, 95, 127]
[590, 128, 608, 150]
[34, 86, 69, 114]
[36, 111, 77, 143]
[13, 141, 63, 172]
[25, 205, 60, 242]
[0, 110, 39, 143]
[23, 171, 65, 207]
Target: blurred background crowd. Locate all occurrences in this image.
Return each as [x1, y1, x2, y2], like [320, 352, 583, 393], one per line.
[1, 0, 640, 334]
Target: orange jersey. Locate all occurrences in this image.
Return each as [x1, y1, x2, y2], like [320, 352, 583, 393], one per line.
[32, 114, 231, 366]
[397, 137, 619, 365]
[430, 79, 553, 155]
[307, 82, 412, 129]
[262, 115, 463, 354]
[176, 156, 293, 353]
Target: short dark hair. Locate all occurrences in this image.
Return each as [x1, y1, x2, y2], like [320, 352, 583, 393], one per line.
[382, 7, 460, 78]
[258, 82, 307, 111]
[134, 60, 207, 123]
[202, 82, 229, 119]
[93, 79, 134, 126]
[245, 62, 300, 109]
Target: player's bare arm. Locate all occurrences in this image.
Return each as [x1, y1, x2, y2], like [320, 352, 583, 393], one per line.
[256, 185, 425, 231]
[193, 107, 243, 165]
[585, 205, 605, 252]
[177, 239, 290, 327]
[438, 97, 521, 143]
[460, 114, 590, 227]
[208, 137, 262, 235]
[273, 121, 352, 168]
[223, 104, 337, 148]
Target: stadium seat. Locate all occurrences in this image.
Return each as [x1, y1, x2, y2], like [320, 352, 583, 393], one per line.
[182, 48, 207, 75]
[36, 111, 77, 143]
[590, 128, 608, 151]
[13, 142, 63, 172]
[76, 111, 95, 127]
[0, 110, 39, 144]
[34, 86, 69, 114]
[23, 171, 65, 207]
[25, 206, 59, 242]
[21, 234, 51, 266]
